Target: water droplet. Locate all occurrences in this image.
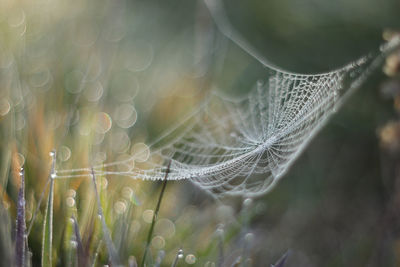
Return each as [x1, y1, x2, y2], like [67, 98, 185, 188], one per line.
[66, 189, 76, 198]
[215, 224, 224, 236]
[113, 104, 137, 129]
[16, 153, 25, 168]
[95, 112, 112, 134]
[66, 197, 75, 207]
[29, 67, 51, 89]
[70, 240, 77, 249]
[243, 198, 253, 207]
[185, 254, 196, 264]
[84, 81, 103, 102]
[114, 200, 127, 215]
[0, 98, 11, 116]
[58, 146, 71, 162]
[177, 249, 184, 259]
[244, 232, 254, 243]
[131, 143, 150, 162]
[151, 235, 165, 249]
[8, 9, 25, 27]
[155, 218, 176, 238]
[142, 209, 154, 223]
[122, 187, 133, 199]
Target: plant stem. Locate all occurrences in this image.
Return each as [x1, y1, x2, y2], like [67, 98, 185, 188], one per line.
[140, 160, 171, 267]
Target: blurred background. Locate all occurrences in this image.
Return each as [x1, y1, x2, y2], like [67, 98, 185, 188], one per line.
[1, 0, 400, 266]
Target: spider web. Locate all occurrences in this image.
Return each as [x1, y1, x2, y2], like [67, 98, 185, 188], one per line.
[56, 0, 400, 197]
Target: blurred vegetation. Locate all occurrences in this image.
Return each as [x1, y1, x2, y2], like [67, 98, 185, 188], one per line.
[0, 0, 400, 266]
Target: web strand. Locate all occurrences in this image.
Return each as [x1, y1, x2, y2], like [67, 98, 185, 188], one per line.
[54, 1, 400, 197]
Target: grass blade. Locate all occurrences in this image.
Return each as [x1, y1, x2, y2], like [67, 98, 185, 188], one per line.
[72, 216, 88, 267]
[91, 240, 102, 267]
[271, 251, 289, 267]
[90, 168, 120, 265]
[140, 160, 171, 267]
[171, 249, 184, 267]
[26, 178, 51, 237]
[41, 151, 56, 267]
[15, 167, 26, 267]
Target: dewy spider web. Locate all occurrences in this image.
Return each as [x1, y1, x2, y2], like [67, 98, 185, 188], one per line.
[56, 0, 400, 197]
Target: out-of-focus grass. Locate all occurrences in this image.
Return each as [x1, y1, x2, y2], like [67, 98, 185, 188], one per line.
[0, 0, 265, 265]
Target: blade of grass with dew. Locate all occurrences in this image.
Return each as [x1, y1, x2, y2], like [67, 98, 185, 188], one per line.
[42, 151, 56, 267]
[15, 167, 26, 267]
[83, 215, 96, 262]
[26, 178, 51, 237]
[271, 251, 289, 267]
[72, 216, 88, 267]
[91, 240, 102, 267]
[90, 168, 120, 265]
[171, 248, 184, 267]
[140, 160, 171, 267]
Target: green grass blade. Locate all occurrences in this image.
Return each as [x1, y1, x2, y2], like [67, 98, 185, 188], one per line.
[171, 249, 184, 267]
[90, 168, 120, 265]
[271, 251, 289, 267]
[72, 216, 88, 267]
[41, 177, 54, 267]
[41, 151, 56, 267]
[91, 240, 102, 267]
[15, 167, 26, 267]
[140, 160, 171, 267]
[26, 178, 51, 237]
